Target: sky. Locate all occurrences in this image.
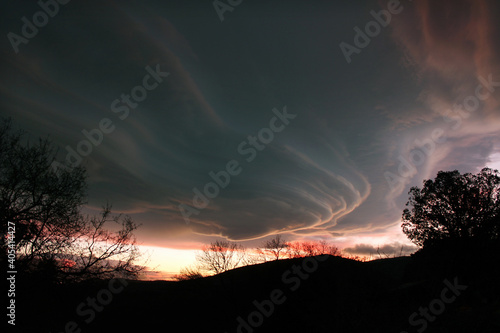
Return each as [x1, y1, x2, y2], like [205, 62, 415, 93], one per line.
[2, 0, 500, 278]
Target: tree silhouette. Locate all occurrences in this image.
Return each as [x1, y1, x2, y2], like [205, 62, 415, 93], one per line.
[0, 119, 144, 282]
[260, 234, 289, 260]
[174, 265, 204, 281]
[286, 240, 340, 258]
[196, 240, 245, 275]
[402, 168, 500, 248]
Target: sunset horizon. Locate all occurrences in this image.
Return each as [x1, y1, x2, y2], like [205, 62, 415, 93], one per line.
[3, 0, 500, 280]
[3, 1, 500, 331]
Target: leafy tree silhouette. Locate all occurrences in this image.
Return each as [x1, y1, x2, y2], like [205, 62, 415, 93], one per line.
[402, 168, 500, 248]
[0, 118, 144, 282]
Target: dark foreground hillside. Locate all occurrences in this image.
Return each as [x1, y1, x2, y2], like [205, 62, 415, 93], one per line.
[12, 243, 500, 333]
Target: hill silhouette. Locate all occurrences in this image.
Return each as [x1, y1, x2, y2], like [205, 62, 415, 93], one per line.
[11, 242, 500, 333]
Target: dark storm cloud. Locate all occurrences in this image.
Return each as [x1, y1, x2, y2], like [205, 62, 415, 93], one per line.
[2, 0, 500, 245]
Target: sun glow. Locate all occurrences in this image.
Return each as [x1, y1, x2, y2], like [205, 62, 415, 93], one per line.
[138, 245, 197, 280]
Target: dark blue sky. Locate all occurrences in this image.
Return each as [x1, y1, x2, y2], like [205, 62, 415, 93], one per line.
[2, 0, 500, 254]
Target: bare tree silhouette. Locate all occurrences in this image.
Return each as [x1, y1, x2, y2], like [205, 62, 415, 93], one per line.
[196, 240, 246, 275]
[174, 265, 204, 281]
[286, 240, 340, 258]
[0, 119, 144, 282]
[260, 234, 289, 260]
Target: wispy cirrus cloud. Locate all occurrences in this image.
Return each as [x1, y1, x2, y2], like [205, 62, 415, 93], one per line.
[380, 0, 500, 207]
[2, 0, 500, 252]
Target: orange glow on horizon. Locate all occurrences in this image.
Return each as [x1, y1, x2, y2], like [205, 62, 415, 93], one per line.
[138, 245, 198, 280]
[137, 226, 417, 280]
